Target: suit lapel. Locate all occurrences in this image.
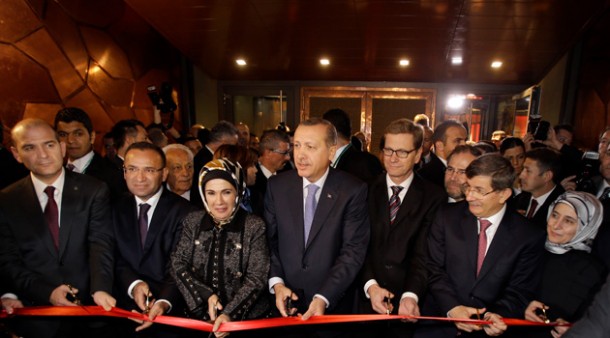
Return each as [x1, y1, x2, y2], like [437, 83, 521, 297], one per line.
[372, 178, 392, 242]
[460, 210, 479, 278]
[21, 178, 58, 257]
[58, 173, 80, 257]
[305, 170, 339, 249]
[143, 190, 168, 253]
[392, 177, 423, 228]
[287, 173, 306, 251]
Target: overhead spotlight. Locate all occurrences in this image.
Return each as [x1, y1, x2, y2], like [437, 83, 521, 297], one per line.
[399, 59, 410, 67]
[447, 94, 465, 110]
[491, 61, 503, 68]
[320, 58, 330, 66]
[451, 57, 463, 65]
[236, 59, 247, 66]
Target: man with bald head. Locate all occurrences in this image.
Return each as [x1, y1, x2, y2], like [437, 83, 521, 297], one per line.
[0, 118, 115, 338]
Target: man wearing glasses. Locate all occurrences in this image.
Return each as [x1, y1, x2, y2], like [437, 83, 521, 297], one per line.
[113, 142, 196, 336]
[444, 145, 482, 203]
[252, 129, 291, 198]
[426, 154, 544, 337]
[360, 119, 445, 338]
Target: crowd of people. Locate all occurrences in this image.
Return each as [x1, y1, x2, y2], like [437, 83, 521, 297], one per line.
[1, 107, 610, 338]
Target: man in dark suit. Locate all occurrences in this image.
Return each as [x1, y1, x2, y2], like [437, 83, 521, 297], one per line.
[361, 119, 445, 337]
[54, 107, 126, 199]
[322, 108, 383, 183]
[252, 129, 291, 198]
[0, 118, 115, 338]
[444, 145, 482, 203]
[265, 118, 370, 334]
[109, 119, 150, 170]
[426, 154, 544, 337]
[418, 120, 467, 188]
[514, 148, 564, 229]
[114, 142, 196, 337]
[0, 122, 28, 189]
[560, 275, 610, 338]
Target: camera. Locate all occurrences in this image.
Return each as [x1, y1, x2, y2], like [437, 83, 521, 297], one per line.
[530, 120, 550, 141]
[147, 82, 177, 114]
[575, 151, 600, 194]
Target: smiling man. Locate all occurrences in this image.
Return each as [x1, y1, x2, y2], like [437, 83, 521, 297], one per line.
[426, 154, 544, 337]
[265, 118, 370, 337]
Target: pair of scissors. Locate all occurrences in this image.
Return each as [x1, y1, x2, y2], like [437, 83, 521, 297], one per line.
[66, 284, 81, 305]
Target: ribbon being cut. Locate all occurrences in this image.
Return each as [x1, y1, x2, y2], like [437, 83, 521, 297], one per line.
[0, 305, 569, 333]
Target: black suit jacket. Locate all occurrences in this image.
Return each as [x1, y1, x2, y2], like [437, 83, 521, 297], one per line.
[113, 188, 196, 311]
[427, 202, 544, 320]
[0, 172, 114, 305]
[513, 185, 565, 229]
[362, 173, 445, 310]
[563, 274, 610, 338]
[190, 146, 214, 208]
[335, 144, 383, 183]
[82, 152, 128, 200]
[265, 168, 370, 313]
[417, 152, 446, 189]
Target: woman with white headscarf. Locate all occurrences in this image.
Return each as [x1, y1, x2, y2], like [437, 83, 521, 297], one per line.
[524, 191, 607, 337]
[170, 159, 269, 337]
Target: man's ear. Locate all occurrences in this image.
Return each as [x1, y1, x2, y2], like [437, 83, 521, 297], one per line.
[10, 146, 22, 164]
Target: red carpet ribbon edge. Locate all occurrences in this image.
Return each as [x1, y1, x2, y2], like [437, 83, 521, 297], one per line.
[0, 306, 570, 332]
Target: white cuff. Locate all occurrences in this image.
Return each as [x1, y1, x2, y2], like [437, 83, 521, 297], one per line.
[363, 279, 378, 299]
[155, 299, 173, 313]
[127, 279, 144, 299]
[1, 293, 18, 300]
[400, 292, 419, 303]
[268, 277, 285, 294]
[313, 294, 329, 308]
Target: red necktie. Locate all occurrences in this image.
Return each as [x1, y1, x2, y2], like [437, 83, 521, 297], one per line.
[44, 186, 59, 250]
[139, 203, 151, 248]
[526, 199, 538, 219]
[476, 219, 492, 276]
[389, 186, 403, 224]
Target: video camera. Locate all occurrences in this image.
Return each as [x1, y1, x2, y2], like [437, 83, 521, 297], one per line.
[147, 82, 177, 114]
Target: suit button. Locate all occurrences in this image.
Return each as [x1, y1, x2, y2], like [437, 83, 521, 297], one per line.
[302, 265, 308, 270]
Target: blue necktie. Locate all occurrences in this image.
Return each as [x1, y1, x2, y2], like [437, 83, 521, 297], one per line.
[304, 184, 319, 245]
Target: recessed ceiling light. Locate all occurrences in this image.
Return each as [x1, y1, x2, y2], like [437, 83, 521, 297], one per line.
[451, 57, 463, 65]
[320, 58, 330, 66]
[491, 61, 503, 68]
[399, 59, 410, 66]
[236, 59, 247, 66]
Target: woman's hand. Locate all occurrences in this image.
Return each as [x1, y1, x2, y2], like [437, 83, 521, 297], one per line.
[208, 294, 223, 321]
[525, 300, 548, 322]
[213, 314, 231, 338]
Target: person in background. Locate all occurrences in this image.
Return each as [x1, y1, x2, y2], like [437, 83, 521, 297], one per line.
[0, 122, 28, 189]
[103, 131, 117, 161]
[147, 127, 169, 149]
[181, 134, 203, 156]
[236, 122, 250, 148]
[249, 132, 260, 151]
[214, 144, 261, 216]
[500, 137, 526, 195]
[524, 191, 606, 338]
[444, 145, 482, 203]
[171, 159, 270, 338]
[554, 124, 574, 146]
[163, 144, 195, 202]
[418, 120, 468, 188]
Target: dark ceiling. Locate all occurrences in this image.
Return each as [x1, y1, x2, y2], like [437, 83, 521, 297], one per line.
[125, 0, 608, 85]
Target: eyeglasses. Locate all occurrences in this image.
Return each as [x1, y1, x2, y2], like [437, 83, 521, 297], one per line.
[382, 147, 417, 159]
[124, 166, 164, 175]
[461, 184, 497, 198]
[445, 166, 466, 176]
[271, 148, 291, 156]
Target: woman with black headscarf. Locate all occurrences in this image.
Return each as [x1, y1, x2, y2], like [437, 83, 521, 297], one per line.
[170, 159, 269, 337]
[524, 191, 607, 337]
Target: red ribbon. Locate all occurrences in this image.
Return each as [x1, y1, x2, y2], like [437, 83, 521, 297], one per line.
[0, 306, 570, 332]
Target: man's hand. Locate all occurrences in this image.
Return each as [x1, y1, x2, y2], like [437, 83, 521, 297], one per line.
[367, 284, 394, 314]
[551, 318, 570, 338]
[208, 294, 223, 321]
[132, 281, 152, 312]
[560, 175, 577, 191]
[523, 133, 535, 151]
[212, 313, 231, 338]
[398, 297, 420, 323]
[135, 301, 169, 332]
[483, 312, 507, 336]
[49, 284, 78, 306]
[524, 300, 548, 323]
[448, 305, 486, 332]
[1, 297, 23, 314]
[543, 128, 563, 151]
[93, 291, 116, 311]
[273, 283, 298, 317]
[301, 297, 326, 320]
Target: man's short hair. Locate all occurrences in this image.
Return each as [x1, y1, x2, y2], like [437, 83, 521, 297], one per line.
[299, 118, 337, 147]
[524, 147, 561, 184]
[163, 143, 194, 161]
[382, 118, 424, 150]
[125, 142, 166, 167]
[322, 108, 351, 140]
[54, 107, 93, 133]
[447, 144, 482, 163]
[554, 124, 573, 134]
[259, 129, 290, 153]
[466, 153, 515, 191]
[111, 119, 145, 150]
[209, 121, 239, 143]
[413, 114, 430, 127]
[432, 120, 465, 144]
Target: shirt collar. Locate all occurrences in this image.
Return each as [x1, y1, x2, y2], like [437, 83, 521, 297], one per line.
[302, 167, 330, 190]
[385, 172, 414, 193]
[533, 185, 557, 207]
[31, 168, 66, 199]
[481, 204, 507, 228]
[135, 186, 164, 209]
[332, 144, 350, 167]
[67, 150, 94, 173]
[259, 163, 274, 178]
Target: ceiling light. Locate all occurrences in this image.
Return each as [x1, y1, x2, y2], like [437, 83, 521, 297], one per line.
[320, 58, 330, 66]
[447, 95, 465, 110]
[491, 61, 503, 68]
[399, 59, 410, 66]
[451, 57, 462, 65]
[236, 59, 247, 66]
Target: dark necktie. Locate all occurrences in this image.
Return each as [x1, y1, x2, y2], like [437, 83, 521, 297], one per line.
[139, 203, 151, 247]
[389, 186, 404, 224]
[476, 219, 492, 276]
[526, 199, 538, 219]
[44, 186, 59, 250]
[304, 184, 319, 244]
[600, 187, 610, 202]
[66, 163, 76, 172]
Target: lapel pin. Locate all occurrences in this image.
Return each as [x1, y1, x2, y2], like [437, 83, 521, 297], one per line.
[327, 193, 332, 199]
